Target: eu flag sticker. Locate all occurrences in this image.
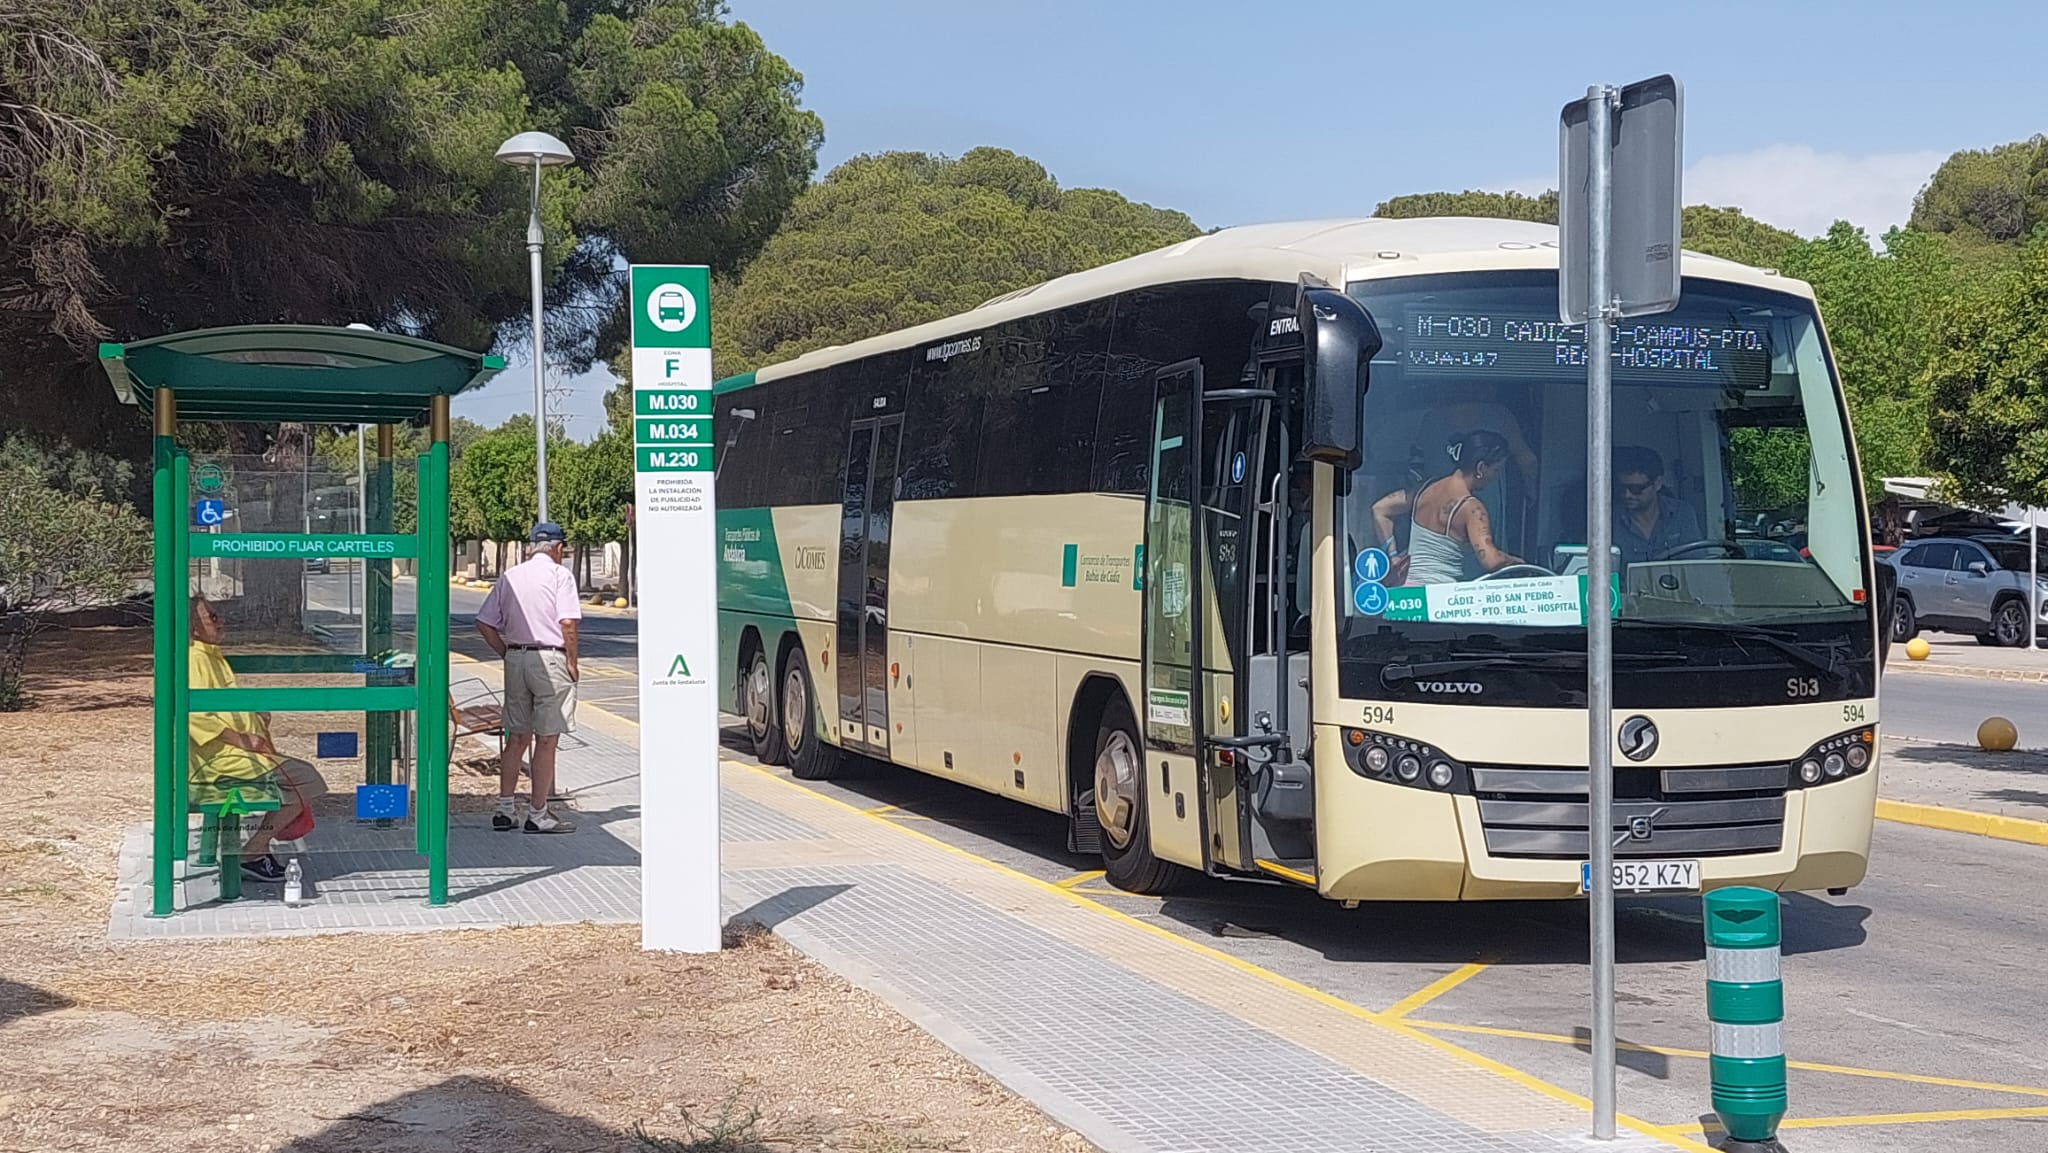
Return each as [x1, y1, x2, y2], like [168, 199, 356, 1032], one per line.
[355, 784, 409, 821]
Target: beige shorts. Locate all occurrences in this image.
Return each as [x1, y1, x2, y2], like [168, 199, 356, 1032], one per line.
[504, 648, 577, 737]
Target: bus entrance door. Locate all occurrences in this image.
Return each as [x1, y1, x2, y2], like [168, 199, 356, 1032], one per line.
[834, 416, 903, 757]
[1141, 359, 1274, 875]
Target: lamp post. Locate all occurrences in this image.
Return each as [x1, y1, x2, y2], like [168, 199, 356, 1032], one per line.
[495, 130, 576, 522]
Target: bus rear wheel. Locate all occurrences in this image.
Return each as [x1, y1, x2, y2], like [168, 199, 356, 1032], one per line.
[743, 644, 787, 765]
[783, 645, 842, 781]
[1096, 700, 1185, 895]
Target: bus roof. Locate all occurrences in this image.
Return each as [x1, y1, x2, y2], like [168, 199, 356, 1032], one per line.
[741, 216, 1815, 388]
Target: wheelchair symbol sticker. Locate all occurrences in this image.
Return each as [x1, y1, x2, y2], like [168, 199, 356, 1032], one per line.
[1353, 547, 1390, 584]
[1353, 581, 1389, 616]
[192, 499, 225, 527]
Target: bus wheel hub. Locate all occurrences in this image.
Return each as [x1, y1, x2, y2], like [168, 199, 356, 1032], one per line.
[1096, 730, 1140, 849]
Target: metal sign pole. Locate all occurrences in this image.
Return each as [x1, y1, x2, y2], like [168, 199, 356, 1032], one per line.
[1584, 81, 1620, 1141]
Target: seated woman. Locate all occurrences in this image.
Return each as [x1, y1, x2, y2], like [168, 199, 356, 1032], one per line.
[189, 596, 327, 882]
[1371, 430, 1523, 584]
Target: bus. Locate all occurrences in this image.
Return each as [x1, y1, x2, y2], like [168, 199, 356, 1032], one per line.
[712, 217, 1894, 901]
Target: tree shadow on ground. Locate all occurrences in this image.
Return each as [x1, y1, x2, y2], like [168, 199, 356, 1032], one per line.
[0, 978, 73, 1029]
[1890, 742, 2048, 774]
[270, 1074, 774, 1153]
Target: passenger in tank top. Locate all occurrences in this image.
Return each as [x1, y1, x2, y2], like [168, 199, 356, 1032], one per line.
[1370, 430, 1523, 585]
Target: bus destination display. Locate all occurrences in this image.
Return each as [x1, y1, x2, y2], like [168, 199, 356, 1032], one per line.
[1401, 307, 1773, 387]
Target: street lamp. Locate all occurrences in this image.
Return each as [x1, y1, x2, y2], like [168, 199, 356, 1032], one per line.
[495, 129, 576, 522]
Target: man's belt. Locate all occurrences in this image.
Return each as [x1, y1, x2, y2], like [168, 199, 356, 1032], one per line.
[506, 643, 564, 652]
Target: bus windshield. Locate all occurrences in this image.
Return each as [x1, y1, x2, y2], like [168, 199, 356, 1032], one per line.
[1334, 271, 1872, 705]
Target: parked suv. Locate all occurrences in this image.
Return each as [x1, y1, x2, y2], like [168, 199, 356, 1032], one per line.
[1882, 535, 2048, 646]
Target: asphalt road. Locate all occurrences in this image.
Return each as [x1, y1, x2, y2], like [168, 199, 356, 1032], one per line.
[1881, 668, 2047, 749]
[310, 580, 2048, 1148]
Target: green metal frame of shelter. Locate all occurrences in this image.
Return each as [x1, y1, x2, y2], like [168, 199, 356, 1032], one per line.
[99, 325, 504, 915]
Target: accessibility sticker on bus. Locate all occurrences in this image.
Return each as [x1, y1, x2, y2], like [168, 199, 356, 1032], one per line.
[1383, 574, 1592, 627]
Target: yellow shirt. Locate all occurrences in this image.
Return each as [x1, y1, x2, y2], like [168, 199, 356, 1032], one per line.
[188, 641, 279, 786]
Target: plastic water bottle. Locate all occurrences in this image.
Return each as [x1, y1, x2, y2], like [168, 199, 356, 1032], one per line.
[283, 858, 304, 906]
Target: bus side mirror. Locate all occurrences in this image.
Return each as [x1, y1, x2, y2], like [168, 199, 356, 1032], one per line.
[1297, 283, 1382, 470]
[1874, 560, 1898, 670]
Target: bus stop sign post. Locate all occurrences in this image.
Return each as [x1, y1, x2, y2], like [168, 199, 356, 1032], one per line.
[630, 264, 722, 953]
[1559, 74, 1683, 1141]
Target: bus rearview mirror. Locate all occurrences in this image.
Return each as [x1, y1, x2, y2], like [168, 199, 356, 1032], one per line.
[1297, 285, 1382, 470]
[1874, 560, 1898, 670]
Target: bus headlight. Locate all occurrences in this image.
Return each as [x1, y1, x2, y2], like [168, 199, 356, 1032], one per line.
[1793, 727, 1876, 787]
[1341, 729, 1469, 794]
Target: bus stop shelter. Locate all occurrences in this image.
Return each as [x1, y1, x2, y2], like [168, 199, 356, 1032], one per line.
[99, 325, 503, 915]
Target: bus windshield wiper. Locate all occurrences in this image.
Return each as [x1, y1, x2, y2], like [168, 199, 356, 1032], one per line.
[1617, 619, 1848, 681]
[1380, 652, 1661, 683]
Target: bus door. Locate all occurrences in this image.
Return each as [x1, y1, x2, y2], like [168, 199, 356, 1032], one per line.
[1141, 359, 1273, 875]
[835, 416, 903, 756]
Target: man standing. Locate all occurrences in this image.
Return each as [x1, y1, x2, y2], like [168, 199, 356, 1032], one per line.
[475, 522, 581, 833]
[1613, 446, 1703, 566]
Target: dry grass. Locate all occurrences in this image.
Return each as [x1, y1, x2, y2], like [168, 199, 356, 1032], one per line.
[0, 627, 1096, 1153]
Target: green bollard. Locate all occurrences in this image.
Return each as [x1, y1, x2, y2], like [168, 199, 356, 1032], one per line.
[1704, 886, 1788, 1151]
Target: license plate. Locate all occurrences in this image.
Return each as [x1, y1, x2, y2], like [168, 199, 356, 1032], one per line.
[1580, 858, 1701, 893]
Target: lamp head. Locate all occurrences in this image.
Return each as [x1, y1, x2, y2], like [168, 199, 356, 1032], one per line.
[495, 131, 575, 168]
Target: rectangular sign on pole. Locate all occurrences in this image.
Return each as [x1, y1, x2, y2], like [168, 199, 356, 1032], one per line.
[1559, 75, 1684, 1143]
[1559, 74, 1683, 324]
[630, 264, 721, 953]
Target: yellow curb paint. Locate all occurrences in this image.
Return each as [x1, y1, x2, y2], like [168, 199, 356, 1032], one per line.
[1877, 799, 2048, 847]
[736, 760, 1714, 1153]
[586, 700, 1708, 1150]
[1667, 1104, 2048, 1134]
[1384, 963, 1490, 1021]
[1054, 869, 1107, 889]
[1405, 1018, 2048, 1100]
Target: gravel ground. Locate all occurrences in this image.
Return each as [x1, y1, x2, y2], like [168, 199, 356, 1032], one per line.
[0, 626, 1096, 1153]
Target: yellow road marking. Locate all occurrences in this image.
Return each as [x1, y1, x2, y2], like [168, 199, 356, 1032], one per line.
[1253, 859, 1316, 886]
[1384, 963, 1491, 1021]
[1055, 869, 1107, 889]
[1405, 1018, 2048, 1101]
[1667, 1104, 2048, 1134]
[863, 804, 898, 815]
[1072, 886, 1162, 900]
[1876, 799, 2048, 847]
[737, 760, 1712, 1153]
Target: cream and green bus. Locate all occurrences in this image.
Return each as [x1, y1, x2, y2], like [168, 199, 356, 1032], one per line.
[713, 217, 1893, 901]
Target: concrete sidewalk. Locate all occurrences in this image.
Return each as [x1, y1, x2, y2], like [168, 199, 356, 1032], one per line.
[1889, 635, 2048, 682]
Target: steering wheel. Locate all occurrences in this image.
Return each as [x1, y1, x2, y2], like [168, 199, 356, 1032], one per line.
[1477, 563, 1559, 581]
[1655, 539, 1746, 561]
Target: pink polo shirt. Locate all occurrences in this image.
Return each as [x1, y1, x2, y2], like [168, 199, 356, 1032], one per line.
[476, 553, 582, 647]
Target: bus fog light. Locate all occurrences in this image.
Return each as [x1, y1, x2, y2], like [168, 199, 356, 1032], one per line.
[1846, 744, 1869, 770]
[1798, 759, 1822, 784]
[1396, 755, 1421, 782]
[1365, 746, 1389, 773]
[1428, 762, 1454, 789]
[1823, 753, 1846, 778]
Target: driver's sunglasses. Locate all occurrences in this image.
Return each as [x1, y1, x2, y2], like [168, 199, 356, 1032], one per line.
[1617, 480, 1656, 496]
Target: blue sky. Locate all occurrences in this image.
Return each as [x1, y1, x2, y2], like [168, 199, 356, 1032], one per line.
[459, 0, 2048, 431]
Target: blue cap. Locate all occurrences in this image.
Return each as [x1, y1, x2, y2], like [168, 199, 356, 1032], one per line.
[529, 521, 565, 543]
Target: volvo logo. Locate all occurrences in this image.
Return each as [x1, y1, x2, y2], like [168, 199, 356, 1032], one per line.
[1618, 715, 1659, 762]
[1415, 681, 1483, 695]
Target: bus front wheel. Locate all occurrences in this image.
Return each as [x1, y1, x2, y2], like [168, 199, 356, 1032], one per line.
[782, 645, 842, 781]
[743, 644, 787, 765]
[1096, 701, 1185, 895]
